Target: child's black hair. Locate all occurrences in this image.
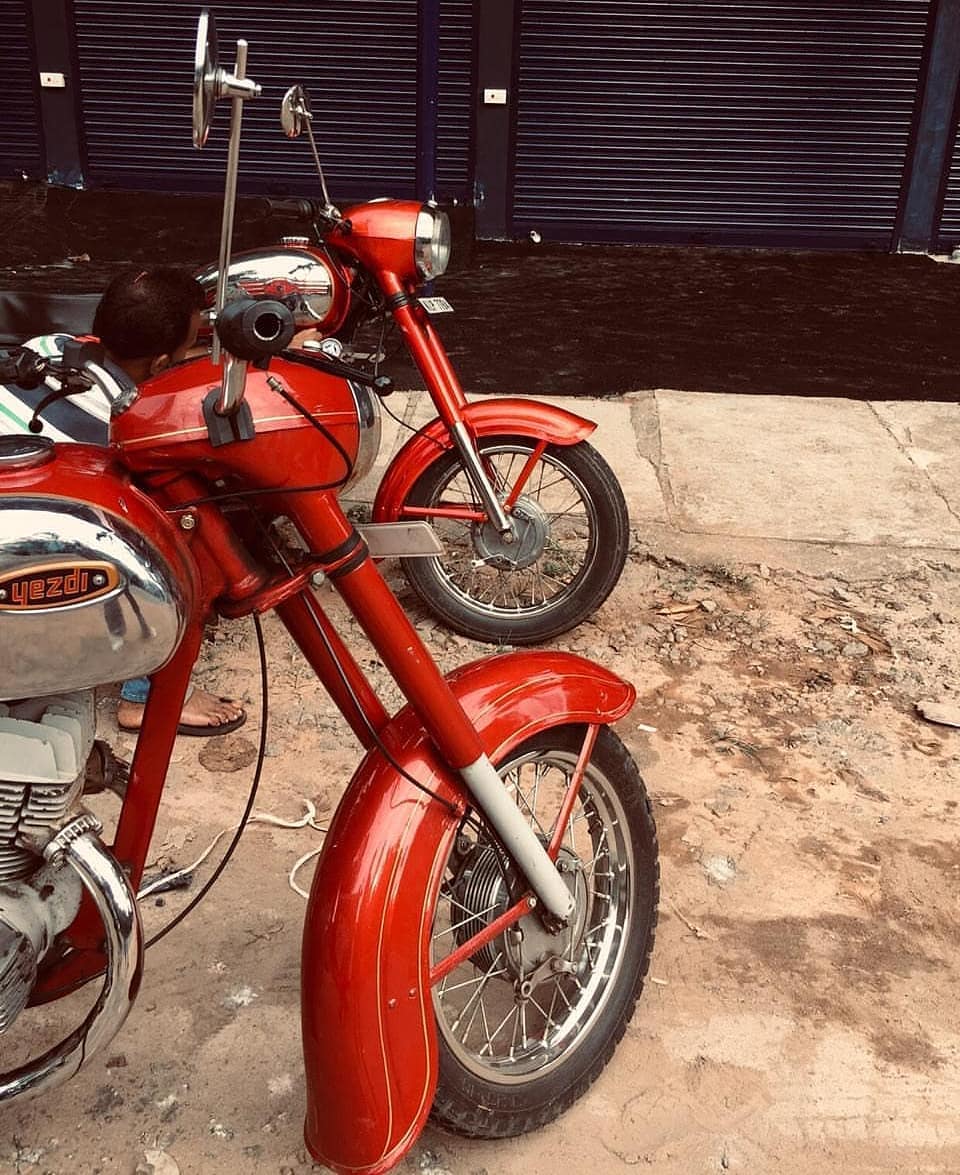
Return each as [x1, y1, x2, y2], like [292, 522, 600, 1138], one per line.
[93, 266, 205, 360]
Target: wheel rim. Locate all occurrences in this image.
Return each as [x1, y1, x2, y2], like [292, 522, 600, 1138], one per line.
[431, 745, 635, 1083]
[422, 444, 600, 619]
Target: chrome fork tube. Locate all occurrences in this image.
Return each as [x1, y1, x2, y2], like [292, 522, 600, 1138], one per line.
[450, 421, 513, 535]
[0, 816, 143, 1104]
[460, 755, 575, 921]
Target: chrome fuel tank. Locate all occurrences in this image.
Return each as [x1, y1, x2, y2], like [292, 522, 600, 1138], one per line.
[195, 244, 349, 335]
[0, 440, 192, 701]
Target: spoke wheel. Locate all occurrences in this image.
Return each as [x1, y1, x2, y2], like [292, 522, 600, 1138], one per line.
[401, 437, 629, 644]
[430, 726, 659, 1139]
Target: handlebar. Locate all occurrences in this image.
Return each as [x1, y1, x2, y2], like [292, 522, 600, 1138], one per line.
[255, 197, 349, 233]
[0, 343, 139, 418]
[257, 197, 325, 219]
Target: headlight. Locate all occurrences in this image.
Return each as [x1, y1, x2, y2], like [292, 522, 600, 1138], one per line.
[414, 206, 451, 280]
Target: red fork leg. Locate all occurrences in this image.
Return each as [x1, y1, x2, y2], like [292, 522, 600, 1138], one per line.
[276, 588, 389, 748]
[286, 493, 487, 770]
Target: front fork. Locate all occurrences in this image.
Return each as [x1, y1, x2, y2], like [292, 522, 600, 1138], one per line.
[390, 295, 514, 537]
[286, 490, 573, 920]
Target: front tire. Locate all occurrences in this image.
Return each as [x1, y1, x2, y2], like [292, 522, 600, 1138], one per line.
[429, 726, 659, 1139]
[401, 436, 629, 644]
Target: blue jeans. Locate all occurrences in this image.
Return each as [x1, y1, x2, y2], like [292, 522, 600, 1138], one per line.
[120, 677, 150, 704]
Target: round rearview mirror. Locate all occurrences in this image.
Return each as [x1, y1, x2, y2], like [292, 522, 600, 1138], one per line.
[193, 9, 219, 148]
[281, 84, 312, 139]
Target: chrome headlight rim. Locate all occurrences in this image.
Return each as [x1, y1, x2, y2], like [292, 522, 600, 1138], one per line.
[414, 206, 451, 281]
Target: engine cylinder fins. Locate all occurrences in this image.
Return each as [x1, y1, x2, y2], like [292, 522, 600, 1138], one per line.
[0, 920, 36, 1034]
[0, 694, 95, 883]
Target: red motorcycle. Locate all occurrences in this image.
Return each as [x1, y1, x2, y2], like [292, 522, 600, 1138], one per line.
[0, 14, 658, 1174]
[193, 80, 630, 647]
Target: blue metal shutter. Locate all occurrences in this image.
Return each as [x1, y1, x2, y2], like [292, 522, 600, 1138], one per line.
[0, 1, 44, 180]
[72, 0, 419, 198]
[436, 0, 474, 199]
[512, 0, 930, 246]
[938, 135, 960, 250]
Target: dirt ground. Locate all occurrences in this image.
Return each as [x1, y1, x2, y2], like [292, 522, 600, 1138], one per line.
[3, 530, 960, 1175]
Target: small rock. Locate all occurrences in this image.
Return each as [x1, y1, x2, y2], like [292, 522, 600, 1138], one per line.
[841, 641, 870, 658]
[702, 854, 737, 886]
[136, 1151, 180, 1175]
[417, 1151, 453, 1175]
[916, 699, 960, 728]
[224, 985, 258, 1009]
[757, 563, 771, 578]
[700, 599, 718, 613]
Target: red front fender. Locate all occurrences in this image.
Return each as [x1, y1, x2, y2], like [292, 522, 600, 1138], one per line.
[371, 397, 596, 522]
[301, 650, 634, 1174]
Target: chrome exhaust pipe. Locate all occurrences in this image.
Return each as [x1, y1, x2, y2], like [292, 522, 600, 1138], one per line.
[0, 814, 143, 1103]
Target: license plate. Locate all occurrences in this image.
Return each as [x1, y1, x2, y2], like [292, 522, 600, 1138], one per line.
[419, 296, 454, 315]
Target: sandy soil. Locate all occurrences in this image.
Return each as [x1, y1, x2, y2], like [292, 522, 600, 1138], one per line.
[3, 532, 960, 1175]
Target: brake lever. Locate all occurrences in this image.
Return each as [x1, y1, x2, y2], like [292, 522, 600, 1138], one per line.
[284, 348, 392, 396]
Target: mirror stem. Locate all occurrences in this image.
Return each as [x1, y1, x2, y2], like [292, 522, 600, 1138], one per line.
[212, 39, 250, 366]
[303, 118, 334, 218]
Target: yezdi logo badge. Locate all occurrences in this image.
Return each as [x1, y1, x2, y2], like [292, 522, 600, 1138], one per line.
[0, 562, 121, 610]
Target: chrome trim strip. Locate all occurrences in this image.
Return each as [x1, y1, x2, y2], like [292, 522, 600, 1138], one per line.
[116, 410, 360, 449]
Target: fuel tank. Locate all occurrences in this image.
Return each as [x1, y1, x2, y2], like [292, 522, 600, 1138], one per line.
[111, 353, 380, 493]
[0, 438, 196, 701]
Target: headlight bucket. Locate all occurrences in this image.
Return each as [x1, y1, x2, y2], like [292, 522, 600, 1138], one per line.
[414, 207, 451, 280]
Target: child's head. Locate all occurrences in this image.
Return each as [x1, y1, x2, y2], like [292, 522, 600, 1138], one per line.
[93, 266, 205, 379]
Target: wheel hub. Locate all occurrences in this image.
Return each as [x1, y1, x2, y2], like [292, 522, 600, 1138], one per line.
[451, 844, 588, 979]
[472, 497, 549, 571]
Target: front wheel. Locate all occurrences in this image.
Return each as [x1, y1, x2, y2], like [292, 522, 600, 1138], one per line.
[429, 725, 659, 1139]
[400, 436, 629, 644]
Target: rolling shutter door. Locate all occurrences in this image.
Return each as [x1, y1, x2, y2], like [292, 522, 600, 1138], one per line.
[512, 0, 930, 246]
[436, 0, 474, 199]
[0, 1, 44, 180]
[72, 0, 419, 198]
[938, 137, 960, 250]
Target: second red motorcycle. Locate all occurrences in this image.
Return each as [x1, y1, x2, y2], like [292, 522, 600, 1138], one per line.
[196, 82, 630, 646]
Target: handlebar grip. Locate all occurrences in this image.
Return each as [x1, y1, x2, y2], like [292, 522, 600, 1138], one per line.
[258, 197, 322, 218]
[0, 348, 44, 389]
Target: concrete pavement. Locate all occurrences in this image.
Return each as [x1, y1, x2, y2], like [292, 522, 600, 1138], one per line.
[346, 389, 960, 573]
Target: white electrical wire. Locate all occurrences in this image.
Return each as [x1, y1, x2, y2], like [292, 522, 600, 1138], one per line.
[137, 800, 326, 901]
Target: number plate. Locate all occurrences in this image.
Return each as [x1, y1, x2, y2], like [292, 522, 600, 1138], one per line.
[419, 296, 454, 315]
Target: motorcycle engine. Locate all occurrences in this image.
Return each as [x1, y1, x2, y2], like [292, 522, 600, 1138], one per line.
[0, 692, 94, 1034]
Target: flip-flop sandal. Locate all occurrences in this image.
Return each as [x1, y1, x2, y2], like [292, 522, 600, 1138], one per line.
[176, 707, 247, 738]
[119, 699, 247, 738]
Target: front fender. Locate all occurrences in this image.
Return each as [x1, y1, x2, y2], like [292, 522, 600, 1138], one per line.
[372, 397, 596, 522]
[301, 650, 634, 1174]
